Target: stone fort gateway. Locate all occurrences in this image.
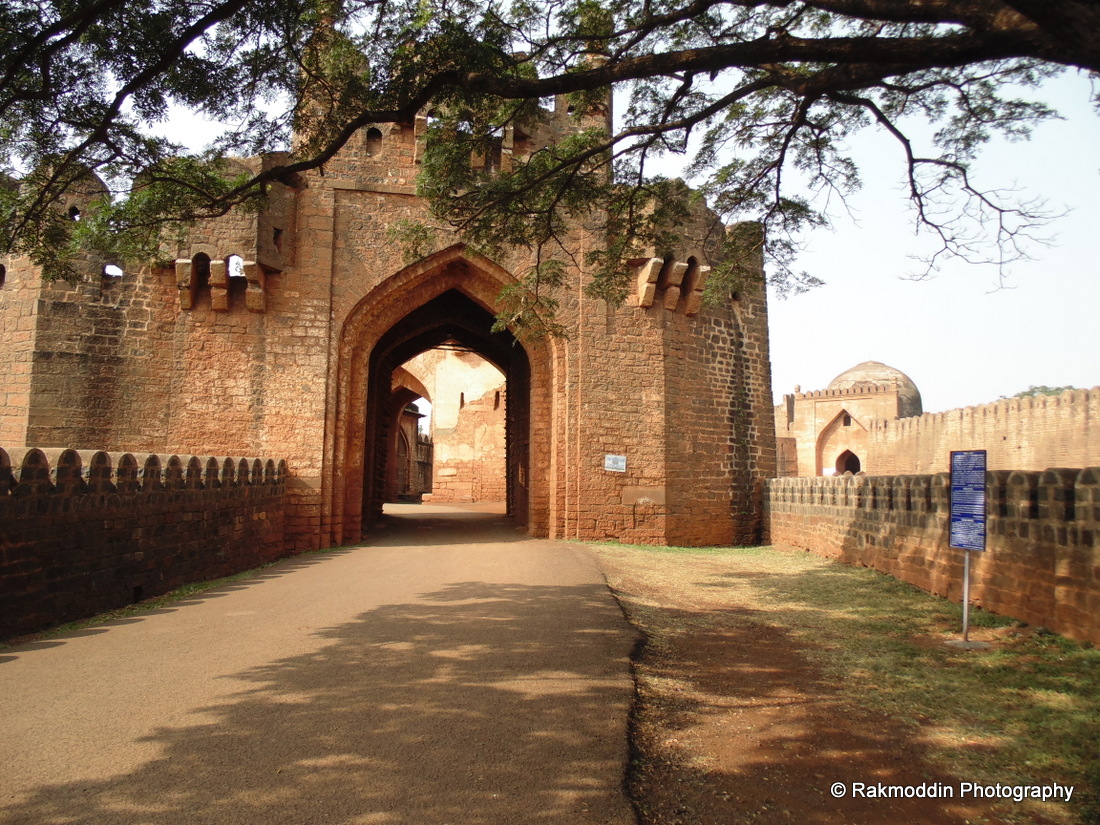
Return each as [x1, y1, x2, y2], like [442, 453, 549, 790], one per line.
[0, 94, 1097, 644]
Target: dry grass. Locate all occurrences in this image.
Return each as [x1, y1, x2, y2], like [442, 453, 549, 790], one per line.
[591, 542, 1100, 825]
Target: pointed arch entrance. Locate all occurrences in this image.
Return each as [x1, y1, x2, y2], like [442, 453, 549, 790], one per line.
[326, 246, 550, 546]
[815, 408, 868, 476]
[835, 449, 861, 475]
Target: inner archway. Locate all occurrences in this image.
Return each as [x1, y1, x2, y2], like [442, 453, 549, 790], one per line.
[398, 346, 507, 505]
[362, 289, 531, 532]
[815, 408, 868, 476]
[836, 450, 862, 475]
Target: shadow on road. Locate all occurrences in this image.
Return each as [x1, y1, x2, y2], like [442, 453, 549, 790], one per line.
[1, 578, 633, 825]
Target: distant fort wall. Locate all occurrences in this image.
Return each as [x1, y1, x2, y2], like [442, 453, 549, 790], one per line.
[0, 447, 287, 639]
[766, 469, 1100, 645]
[867, 388, 1100, 474]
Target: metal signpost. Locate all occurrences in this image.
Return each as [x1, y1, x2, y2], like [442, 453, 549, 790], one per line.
[949, 449, 987, 644]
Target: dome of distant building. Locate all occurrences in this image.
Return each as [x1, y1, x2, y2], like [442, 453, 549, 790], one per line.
[828, 361, 923, 418]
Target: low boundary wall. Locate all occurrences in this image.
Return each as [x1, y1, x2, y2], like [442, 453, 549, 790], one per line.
[0, 447, 288, 639]
[765, 469, 1100, 644]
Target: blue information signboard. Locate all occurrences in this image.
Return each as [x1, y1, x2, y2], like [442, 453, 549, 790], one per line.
[950, 450, 987, 551]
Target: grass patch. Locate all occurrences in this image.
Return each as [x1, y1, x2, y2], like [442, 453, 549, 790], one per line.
[592, 541, 771, 557]
[757, 561, 1098, 785]
[591, 542, 1100, 825]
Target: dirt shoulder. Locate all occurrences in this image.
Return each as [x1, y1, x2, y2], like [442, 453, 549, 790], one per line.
[590, 543, 1092, 825]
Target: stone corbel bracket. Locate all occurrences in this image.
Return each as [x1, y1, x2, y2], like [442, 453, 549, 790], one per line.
[176, 257, 267, 313]
[628, 257, 711, 315]
[240, 260, 266, 313]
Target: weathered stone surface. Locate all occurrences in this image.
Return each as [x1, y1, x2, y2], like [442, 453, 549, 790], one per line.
[766, 470, 1100, 645]
[775, 363, 1099, 477]
[0, 92, 776, 552]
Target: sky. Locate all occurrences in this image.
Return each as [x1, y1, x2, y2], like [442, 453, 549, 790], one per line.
[763, 72, 1099, 413]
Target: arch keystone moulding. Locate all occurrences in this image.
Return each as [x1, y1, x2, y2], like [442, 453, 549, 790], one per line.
[323, 244, 553, 547]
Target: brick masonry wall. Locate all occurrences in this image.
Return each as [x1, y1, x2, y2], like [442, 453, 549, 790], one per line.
[0, 256, 38, 444]
[0, 447, 288, 639]
[765, 470, 1100, 644]
[1, 94, 776, 551]
[431, 390, 507, 504]
[401, 349, 508, 504]
[867, 389, 1100, 474]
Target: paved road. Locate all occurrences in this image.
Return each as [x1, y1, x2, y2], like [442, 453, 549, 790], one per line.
[0, 505, 637, 825]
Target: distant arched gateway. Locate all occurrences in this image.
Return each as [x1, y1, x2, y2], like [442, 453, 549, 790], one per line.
[835, 450, 861, 475]
[775, 361, 923, 477]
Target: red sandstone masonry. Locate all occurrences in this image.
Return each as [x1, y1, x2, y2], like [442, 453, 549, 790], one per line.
[765, 470, 1100, 644]
[0, 92, 776, 551]
[0, 447, 288, 638]
[867, 388, 1100, 474]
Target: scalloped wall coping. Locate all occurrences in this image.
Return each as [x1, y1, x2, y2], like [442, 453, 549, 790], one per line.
[766, 467, 1098, 522]
[0, 447, 287, 497]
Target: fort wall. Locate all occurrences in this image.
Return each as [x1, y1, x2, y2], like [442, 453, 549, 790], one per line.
[765, 470, 1100, 644]
[0, 258, 38, 444]
[0, 93, 777, 554]
[0, 447, 287, 639]
[401, 349, 508, 504]
[867, 388, 1100, 474]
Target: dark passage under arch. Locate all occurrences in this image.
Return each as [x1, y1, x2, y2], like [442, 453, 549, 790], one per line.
[362, 289, 530, 532]
[836, 450, 861, 475]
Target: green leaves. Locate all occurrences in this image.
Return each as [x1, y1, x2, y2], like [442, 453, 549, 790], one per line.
[0, 0, 1092, 325]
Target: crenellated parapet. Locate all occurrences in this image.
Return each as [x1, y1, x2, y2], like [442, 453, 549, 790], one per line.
[868, 386, 1100, 435]
[0, 446, 290, 639]
[788, 382, 905, 402]
[766, 467, 1100, 644]
[0, 447, 285, 500]
[768, 467, 1098, 524]
[862, 386, 1100, 474]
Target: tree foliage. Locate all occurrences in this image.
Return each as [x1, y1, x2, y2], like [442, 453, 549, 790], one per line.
[1, 0, 1097, 297]
[1005, 384, 1080, 399]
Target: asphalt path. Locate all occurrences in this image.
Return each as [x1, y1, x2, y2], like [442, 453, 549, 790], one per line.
[0, 504, 638, 825]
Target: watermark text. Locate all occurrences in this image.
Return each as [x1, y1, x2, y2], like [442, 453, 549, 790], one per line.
[829, 781, 1074, 803]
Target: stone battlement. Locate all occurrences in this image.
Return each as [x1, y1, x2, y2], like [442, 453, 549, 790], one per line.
[864, 387, 1100, 474]
[786, 382, 903, 402]
[0, 446, 289, 639]
[766, 468, 1100, 644]
[868, 386, 1100, 433]
[0, 447, 286, 496]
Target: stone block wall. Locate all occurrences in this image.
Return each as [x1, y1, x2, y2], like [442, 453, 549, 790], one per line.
[0, 257, 37, 444]
[0, 91, 776, 551]
[0, 447, 287, 639]
[0, 241, 328, 554]
[866, 388, 1100, 474]
[431, 388, 507, 503]
[765, 469, 1100, 644]
[401, 348, 508, 504]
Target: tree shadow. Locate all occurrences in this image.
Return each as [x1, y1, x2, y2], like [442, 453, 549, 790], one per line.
[0, 552, 356, 656]
[1, 580, 636, 825]
[626, 603, 1035, 825]
[610, 559, 1079, 825]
